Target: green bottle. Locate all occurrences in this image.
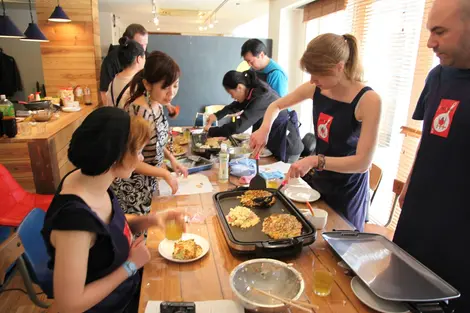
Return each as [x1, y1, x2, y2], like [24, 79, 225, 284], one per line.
[0, 95, 15, 118]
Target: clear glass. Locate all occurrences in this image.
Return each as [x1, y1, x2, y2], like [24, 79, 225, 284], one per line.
[19, 123, 32, 136]
[312, 259, 336, 297]
[36, 123, 47, 135]
[165, 219, 183, 241]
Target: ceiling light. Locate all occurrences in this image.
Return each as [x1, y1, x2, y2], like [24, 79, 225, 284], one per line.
[157, 27, 160, 31]
[21, 0, 48, 42]
[153, 16, 159, 25]
[209, 23, 214, 29]
[203, 26, 207, 31]
[48, 1, 71, 22]
[198, 26, 203, 31]
[0, 0, 24, 38]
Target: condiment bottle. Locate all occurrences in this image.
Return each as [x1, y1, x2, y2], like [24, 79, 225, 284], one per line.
[219, 143, 229, 182]
[84, 86, 92, 105]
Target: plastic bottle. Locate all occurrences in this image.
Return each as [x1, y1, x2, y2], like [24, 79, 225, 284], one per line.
[0, 95, 15, 118]
[218, 143, 229, 182]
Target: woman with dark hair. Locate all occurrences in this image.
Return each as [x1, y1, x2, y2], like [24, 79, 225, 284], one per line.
[106, 37, 145, 108]
[204, 70, 303, 163]
[41, 107, 185, 313]
[112, 51, 188, 215]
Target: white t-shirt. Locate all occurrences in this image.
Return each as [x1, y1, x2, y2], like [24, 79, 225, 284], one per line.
[106, 74, 133, 108]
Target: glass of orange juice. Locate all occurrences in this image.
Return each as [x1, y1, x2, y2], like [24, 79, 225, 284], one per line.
[165, 219, 183, 241]
[312, 260, 336, 297]
[267, 178, 280, 189]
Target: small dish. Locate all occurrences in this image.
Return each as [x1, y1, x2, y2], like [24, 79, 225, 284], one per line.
[284, 186, 320, 203]
[62, 106, 81, 113]
[351, 276, 409, 313]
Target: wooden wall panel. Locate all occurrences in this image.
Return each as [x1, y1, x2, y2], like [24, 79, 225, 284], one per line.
[36, 0, 101, 104]
[303, 0, 347, 22]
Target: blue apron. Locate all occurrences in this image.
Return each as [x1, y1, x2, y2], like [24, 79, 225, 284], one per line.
[303, 87, 372, 231]
[394, 66, 470, 311]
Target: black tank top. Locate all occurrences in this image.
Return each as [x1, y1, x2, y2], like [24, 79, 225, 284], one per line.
[41, 170, 140, 313]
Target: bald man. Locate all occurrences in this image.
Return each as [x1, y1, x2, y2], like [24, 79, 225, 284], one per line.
[394, 0, 470, 310]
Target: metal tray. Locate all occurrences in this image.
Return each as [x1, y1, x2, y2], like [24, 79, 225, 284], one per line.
[167, 156, 213, 174]
[191, 133, 238, 158]
[322, 231, 460, 303]
[213, 188, 316, 258]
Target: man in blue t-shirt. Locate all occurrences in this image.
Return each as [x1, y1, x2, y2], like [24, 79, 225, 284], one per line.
[241, 39, 288, 97]
[394, 0, 470, 311]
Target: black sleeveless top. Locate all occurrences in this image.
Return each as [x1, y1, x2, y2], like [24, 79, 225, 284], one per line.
[41, 170, 140, 313]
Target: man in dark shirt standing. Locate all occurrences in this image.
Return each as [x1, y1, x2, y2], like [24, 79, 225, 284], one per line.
[99, 24, 148, 105]
[394, 0, 470, 311]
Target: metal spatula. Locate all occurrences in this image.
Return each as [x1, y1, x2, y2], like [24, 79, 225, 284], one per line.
[249, 153, 266, 190]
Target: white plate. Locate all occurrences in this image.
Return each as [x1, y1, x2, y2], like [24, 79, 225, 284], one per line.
[351, 277, 409, 313]
[284, 186, 320, 203]
[260, 148, 273, 158]
[158, 233, 210, 263]
[62, 106, 81, 112]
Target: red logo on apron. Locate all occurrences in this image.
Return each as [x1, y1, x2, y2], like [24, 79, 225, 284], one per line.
[317, 112, 334, 143]
[123, 221, 132, 247]
[430, 99, 460, 138]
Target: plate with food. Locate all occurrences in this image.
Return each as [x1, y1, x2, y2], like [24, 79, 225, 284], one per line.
[158, 233, 210, 263]
[172, 144, 186, 157]
[174, 135, 189, 145]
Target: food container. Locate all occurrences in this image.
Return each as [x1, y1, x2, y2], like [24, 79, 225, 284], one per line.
[230, 258, 305, 312]
[300, 208, 328, 230]
[32, 110, 52, 122]
[228, 146, 252, 160]
[59, 87, 74, 106]
[167, 156, 213, 175]
[213, 187, 316, 257]
[191, 133, 237, 158]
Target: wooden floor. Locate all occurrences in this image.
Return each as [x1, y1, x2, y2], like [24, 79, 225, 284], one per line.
[0, 271, 52, 313]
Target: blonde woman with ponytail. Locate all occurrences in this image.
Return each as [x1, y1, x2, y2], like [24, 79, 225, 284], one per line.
[250, 33, 382, 231]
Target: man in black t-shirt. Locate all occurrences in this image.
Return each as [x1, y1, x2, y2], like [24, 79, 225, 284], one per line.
[394, 0, 470, 311]
[99, 24, 148, 105]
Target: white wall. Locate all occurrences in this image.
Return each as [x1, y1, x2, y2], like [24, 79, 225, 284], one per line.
[99, 11, 125, 59]
[269, 0, 314, 136]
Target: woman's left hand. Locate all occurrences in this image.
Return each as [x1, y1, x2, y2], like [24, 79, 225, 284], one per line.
[172, 161, 189, 178]
[287, 156, 318, 179]
[154, 209, 186, 231]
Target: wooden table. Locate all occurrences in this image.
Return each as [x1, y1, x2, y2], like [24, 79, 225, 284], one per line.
[0, 104, 96, 193]
[139, 160, 375, 313]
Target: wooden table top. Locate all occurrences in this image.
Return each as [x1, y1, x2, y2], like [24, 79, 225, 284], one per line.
[138, 158, 375, 313]
[0, 104, 96, 142]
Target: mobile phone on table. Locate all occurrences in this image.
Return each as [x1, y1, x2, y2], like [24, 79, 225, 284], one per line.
[160, 301, 196, 313]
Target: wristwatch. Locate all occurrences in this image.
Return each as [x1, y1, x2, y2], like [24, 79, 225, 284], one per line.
[122, 260, 137, 277]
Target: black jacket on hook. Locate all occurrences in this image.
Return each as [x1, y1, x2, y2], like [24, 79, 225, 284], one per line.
[0, 51, 23, 97]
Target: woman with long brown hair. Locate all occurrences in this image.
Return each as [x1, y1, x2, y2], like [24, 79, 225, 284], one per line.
[112, 51, 188, 216]
[250, 33, 382, 230]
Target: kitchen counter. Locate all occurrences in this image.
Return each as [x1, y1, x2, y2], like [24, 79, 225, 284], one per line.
[0, 104, 96, 193]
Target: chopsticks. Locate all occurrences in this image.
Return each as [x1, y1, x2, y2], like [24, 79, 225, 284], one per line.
[306, 201, 315, 216]
[252, 288, 318, 312]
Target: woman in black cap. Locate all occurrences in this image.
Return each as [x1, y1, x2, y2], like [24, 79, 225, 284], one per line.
[112, 51, 188, 215]
[41, 107, 185, 313]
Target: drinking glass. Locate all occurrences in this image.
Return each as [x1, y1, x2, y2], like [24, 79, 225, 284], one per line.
[312, 259, 336, 297]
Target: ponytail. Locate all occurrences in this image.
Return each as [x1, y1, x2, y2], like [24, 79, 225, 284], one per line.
[125, 69, 145, 108]
[300, 33, 363, 82]
[342, 34, 363, 82]
[222, 70, 269, 92]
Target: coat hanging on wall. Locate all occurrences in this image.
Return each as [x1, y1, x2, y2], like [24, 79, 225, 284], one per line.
[0, 49, 23, 97]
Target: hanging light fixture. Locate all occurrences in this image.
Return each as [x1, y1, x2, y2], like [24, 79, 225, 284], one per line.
[0, 0, 24, 38]
[21, 0, 48, 42]
[48, 0, 71, 23]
